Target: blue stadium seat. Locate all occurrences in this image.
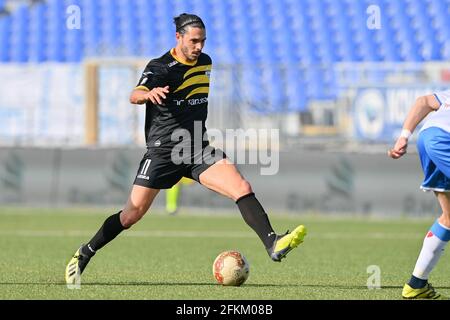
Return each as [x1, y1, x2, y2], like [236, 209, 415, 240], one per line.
[241, 66, 268, 113]
[117, 0, 140, 56]
[254, 32, 278, 62]
[442, 41, 450, 60]
[283, 6, 320, 65]
[305, 72, 320, 100]
[210, 0, 235, 53]
[136, 0, 161, 57]
[347, 0, 381, 61]
[82, 0, 101, 57]
[232, 21, 256, 63]
[261, 68, 287, 112]
[275, 33, 301, 63]
[98, 0, 121, 55]
[387, 0, 422, 61]
[10, 4, 29, 62]
[285, 68, 308, 112]
[152, 0, 175, 51]
[64, 0, 83, 62]
[409, 0, 435, 44]
[189, 0, 212, 30]
[1, 0, 446, 66]
[327, 0, 359, 61]
[323, 68, 337, 99]
[210, 39, 235, 64]
[0, 15, 11, 62]
[421, 40, 442, 61]
[46, 0, 65, 61]
[429, 0, 450, 43]
[1, 0, 448, 115]
[305, 68, 327, 100]
[171, 0, 193, 16]
[29, 2, 47, 62]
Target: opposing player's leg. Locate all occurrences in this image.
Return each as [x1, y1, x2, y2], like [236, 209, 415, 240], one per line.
[195, 157, 306, 262]
[65, 185, 159, 287]
[402, 129, 449, 299]
[402, 192, 450, 299]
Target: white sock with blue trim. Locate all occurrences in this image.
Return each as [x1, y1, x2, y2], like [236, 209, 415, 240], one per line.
[412, 220, 450, 281]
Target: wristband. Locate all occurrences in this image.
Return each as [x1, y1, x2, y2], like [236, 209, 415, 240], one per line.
[400, 129, 412, 139]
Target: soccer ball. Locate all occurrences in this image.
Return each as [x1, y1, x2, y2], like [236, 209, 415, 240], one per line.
[213, 250, 250, 286]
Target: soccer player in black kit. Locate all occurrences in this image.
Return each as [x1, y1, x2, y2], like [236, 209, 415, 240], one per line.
[65, 14, 306, 286]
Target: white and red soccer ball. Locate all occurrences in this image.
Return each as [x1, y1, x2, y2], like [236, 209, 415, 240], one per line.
[213, 250, 250, 286]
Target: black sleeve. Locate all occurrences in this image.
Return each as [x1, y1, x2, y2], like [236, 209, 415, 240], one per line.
[204, 53, 213, 66]
[135, 60, 169, 91]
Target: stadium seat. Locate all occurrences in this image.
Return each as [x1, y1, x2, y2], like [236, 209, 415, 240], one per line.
[46, 0, 65, 61]
[240, 66, 268, 113]
[409, 0, 436, 44]
[305, 68, 327, 100]
[64, 0, 83, 62]
[28, 1, 47, 62]
[285, 68, 308, 112]
[0, 0, 446, 65]
[0, 0, 448, 114]
[135, 0, 161, 57]
[81, 0, 101, 57]
[0, 15, 11, 62]
[10, 4, 28, 62]
[442, 41, 450, 60]
[421, 40, 442, 61]
[157, 16, 176, 49]
[262, 68, 287, 112]
[116, 0, 138, 56]
[327, 0, 359, 61]
[98, 0, 121, 55]
[429, 0, 450, 44]
[275, 34, 301, 63]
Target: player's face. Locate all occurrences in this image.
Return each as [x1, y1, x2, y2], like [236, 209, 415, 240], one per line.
[177, 27, 206, 62]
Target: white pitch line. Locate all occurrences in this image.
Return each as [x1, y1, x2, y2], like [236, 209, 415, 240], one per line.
[0, 230, 253, 238]
[0, 230, 423, 240]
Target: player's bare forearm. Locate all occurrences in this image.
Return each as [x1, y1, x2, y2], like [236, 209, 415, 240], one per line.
[388, 95, 440, 159]
[130, 89, 151, 105]
[129, 86, 170, 105]
[402, 95, 440, 133]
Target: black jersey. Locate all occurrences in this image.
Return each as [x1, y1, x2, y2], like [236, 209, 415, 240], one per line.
[135, 49, 212, 158]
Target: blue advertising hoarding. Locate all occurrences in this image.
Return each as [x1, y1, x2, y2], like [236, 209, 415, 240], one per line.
[353, 85, 449, 142]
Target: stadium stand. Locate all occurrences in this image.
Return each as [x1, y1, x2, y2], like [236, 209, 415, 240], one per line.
[0, 0, 448, 112]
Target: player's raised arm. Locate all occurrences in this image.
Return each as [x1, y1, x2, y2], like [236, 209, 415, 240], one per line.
[388, 94, 441, 159]
[129, 86, 170, 105]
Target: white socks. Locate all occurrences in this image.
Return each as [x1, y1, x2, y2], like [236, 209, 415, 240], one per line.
[412, 220, 450, 280]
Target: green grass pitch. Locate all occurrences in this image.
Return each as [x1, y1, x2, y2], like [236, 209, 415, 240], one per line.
[0, 207, 449, 300]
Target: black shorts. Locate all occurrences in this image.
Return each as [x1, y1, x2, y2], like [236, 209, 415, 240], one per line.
[133, 145, 226, 189]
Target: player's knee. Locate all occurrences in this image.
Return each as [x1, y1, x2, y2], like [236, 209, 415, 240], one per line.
[121, 207, 147, 228]
[234, 180, 253, 200]
[439, 214, 450, 229]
